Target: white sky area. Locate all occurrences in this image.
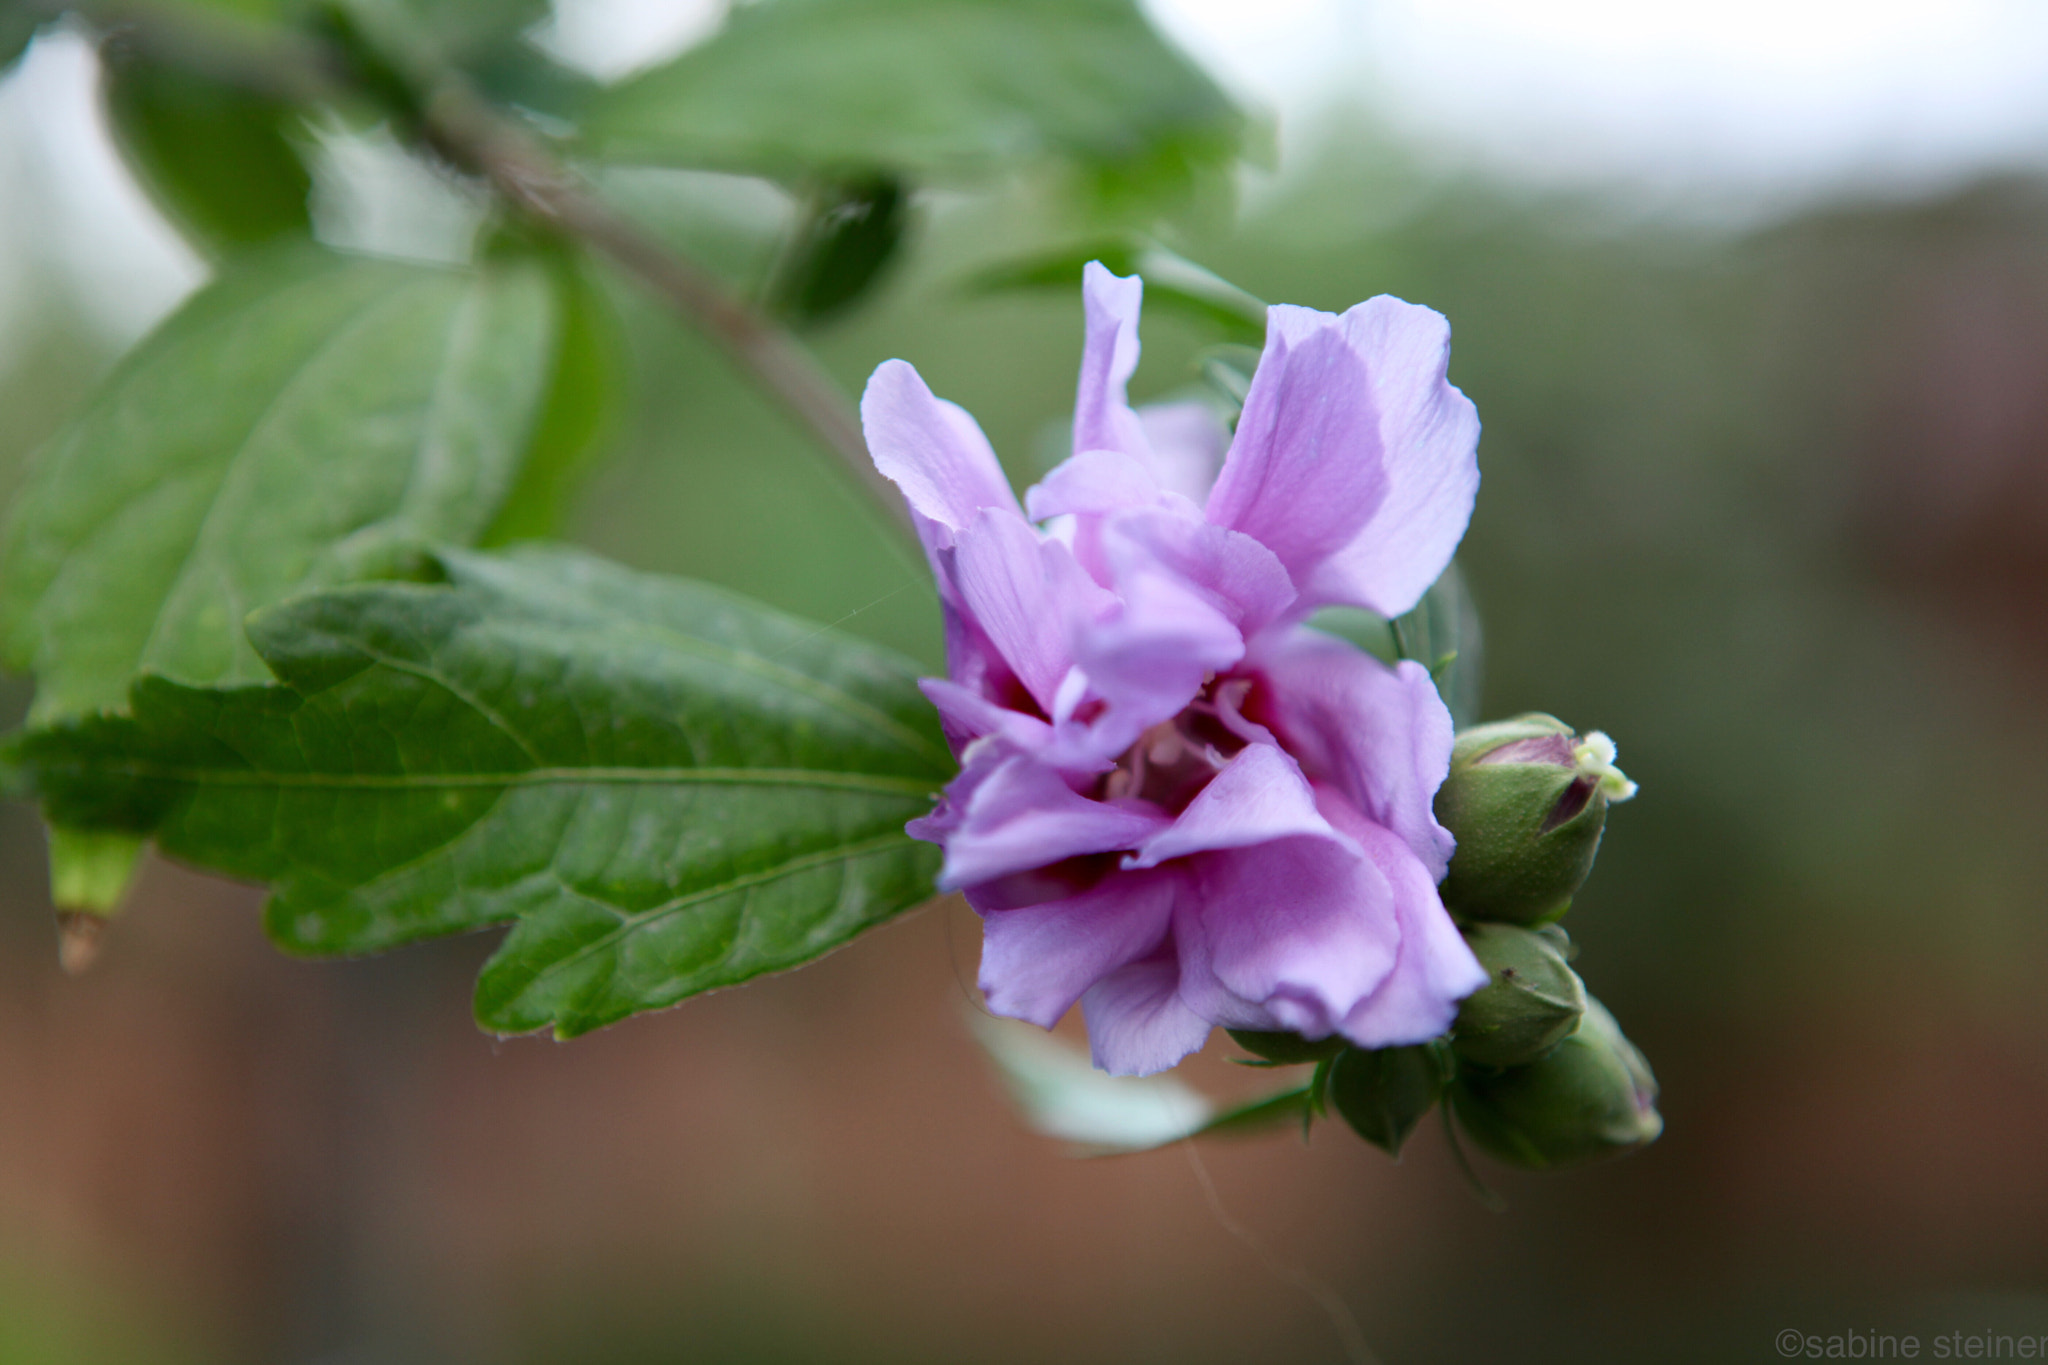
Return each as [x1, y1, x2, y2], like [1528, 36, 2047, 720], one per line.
[7, 0, 2048, 351]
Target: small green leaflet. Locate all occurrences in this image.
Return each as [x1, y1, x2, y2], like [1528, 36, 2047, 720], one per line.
[972, 238, 1268, 343]
[102, 50, 313, 252]
[582, 0, 1244, 184]
[11, 547, 952, 1038]
[0, 246, 559, 725]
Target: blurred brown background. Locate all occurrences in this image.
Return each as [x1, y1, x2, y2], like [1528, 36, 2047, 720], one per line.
[6, 16, 2048, 1364]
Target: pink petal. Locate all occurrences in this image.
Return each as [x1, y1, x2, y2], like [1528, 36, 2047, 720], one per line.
[951, 509, 1098, 714]
[1083, 950, 1213, 1076]
[1252, 627, 1457, 879]
[978, 869, 1177, 1028]
[1178, 825, 1402, 1040]
[927, 747, 1170, 891]
[1326, 805, 1489, 1049]
[919, 676, 1053, 755]
[1136, 400, 1228, 505]
[1025, 448, 1164, 522]
[1205, 299, 1478, 618]
[862, 359, 1021, 539]
[1101, 507, 1297, 641]
[1127, 741, 1339, 868]
[1073, 262, 1153, 462]
[1310, 299, 1481, 618]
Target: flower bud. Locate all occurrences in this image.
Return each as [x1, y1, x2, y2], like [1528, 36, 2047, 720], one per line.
[1448, 997, 1662, 1170]
[1434, 714, 1637, 925]
[1451, 923, 1586, 1069]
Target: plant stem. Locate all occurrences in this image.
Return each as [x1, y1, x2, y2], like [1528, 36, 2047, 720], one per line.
[416, 83, 917, 550]
[71, 0, 919, 550]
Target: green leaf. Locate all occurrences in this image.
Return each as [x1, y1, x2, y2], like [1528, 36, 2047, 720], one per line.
[14, 546, 953, 1037]
[1326, 1043, 1446, 1156]
[583, 0, 1244, 185]
[1, 9, 42, 74]
[1393, 561, 1483, 729]
[320, 0, 552, 68]
[972, 237, 1267, 342]
[769, 175, 909, 326]
[101, 46, 313, 251]
[479, 249, 625, 543]
[0, 245, 559, 725]
[1308, 561, 1484, 728]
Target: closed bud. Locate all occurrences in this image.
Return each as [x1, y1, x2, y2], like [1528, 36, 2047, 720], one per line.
[1434, 713, 1637, 925]
[1449, 997, 1662, 1170]
[1451, 923, 1586, 1069]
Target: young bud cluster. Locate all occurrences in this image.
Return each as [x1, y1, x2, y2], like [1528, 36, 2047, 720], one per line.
[1433, 714, 1659, 1168]
[1228, 712, 1661, 1173]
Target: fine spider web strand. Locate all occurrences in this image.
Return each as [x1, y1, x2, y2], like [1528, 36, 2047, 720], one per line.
[762, 576, 929, 660]
[943, 894, 997, 1021]
[953, 906, 1377, 1364]
[1174, 1131, 1383, 1365]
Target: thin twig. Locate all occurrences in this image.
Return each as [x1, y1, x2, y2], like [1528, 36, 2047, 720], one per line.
[66, 0, 919, 550]
[418, 83, 917, 549]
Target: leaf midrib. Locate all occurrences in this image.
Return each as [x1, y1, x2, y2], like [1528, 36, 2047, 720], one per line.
[508, 829, 921, 1004]
[39, 760, 939, 798]
[448, 593, 951, 767]
[123, 271, 428, 685]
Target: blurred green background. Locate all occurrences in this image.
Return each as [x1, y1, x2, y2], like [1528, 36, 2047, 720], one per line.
[3, 4, 2048, 1362]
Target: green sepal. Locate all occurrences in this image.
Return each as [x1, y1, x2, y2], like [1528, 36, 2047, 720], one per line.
[1326, 1042, 1447, 1157]
[1226, 1028, 1347, 1066]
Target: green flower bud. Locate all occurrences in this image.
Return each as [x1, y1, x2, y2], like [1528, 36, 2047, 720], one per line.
[1449, 997, 1662, 1170]
[1451, 923, 1587, 1069]
[1434, 713, 1637, 925]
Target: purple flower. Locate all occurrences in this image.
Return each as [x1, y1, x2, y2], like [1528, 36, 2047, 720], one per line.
[861, 263, 1489, 1076]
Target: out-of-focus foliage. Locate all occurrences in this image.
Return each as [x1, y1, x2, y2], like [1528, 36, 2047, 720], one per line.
[13, 547, 950, 1035]
[1, 9, 42, 72]
[972, 234, 1266, 342]
[101, 45, 312, 251]
[769, 175, 909, 326]
[583, 0, 1244, 189]
[479, 249, 627, 544]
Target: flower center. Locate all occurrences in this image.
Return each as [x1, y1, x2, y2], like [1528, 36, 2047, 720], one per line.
[1097, 675, 1256, 814]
